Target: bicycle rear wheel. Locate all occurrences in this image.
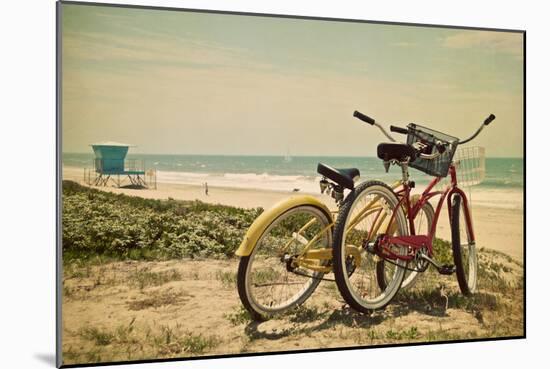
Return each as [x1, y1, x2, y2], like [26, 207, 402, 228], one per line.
[451, 194, 477, 295]
[332, 181, 408, 313]
[237, 205, 332, 320]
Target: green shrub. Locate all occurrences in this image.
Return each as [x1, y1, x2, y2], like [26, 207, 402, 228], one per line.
[62, 181, 262, 260]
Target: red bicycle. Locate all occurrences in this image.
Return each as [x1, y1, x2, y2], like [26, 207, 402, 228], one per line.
[331, 111, 496, 313]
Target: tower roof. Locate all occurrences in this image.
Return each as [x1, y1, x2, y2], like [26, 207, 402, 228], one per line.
[90, 141, 135, 147]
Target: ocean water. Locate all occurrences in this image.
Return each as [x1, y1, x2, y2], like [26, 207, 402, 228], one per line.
[63, 153, 523, 197]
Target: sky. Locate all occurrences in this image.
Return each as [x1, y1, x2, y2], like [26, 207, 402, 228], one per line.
[61, 4, 524, 157]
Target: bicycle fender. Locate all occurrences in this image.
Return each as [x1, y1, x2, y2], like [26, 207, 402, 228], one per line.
[235, 196, 333, 257]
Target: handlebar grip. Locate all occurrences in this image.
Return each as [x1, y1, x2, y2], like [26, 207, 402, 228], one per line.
[390, 125, 408, 135]
[484, 114, 496, 126]
[353, 110, 375, 125]
[435, 141, 446, 154]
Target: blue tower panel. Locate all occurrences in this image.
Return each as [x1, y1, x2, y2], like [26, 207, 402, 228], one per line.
[91, 145, 129, 174]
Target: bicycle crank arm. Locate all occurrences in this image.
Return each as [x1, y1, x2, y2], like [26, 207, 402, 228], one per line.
[419, 254, 456, 275]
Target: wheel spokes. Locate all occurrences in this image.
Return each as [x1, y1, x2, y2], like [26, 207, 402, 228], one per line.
[343, 191, 404, 305]
[247, 208, 330, 312]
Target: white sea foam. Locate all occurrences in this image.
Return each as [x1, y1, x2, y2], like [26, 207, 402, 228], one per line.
[156, 170, 321, 193]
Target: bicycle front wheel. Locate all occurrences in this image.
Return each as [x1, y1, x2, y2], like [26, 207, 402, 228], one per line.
[237, 205, 332, 320]
[333, 181, 408, 313]
[451, 194, 477, 295]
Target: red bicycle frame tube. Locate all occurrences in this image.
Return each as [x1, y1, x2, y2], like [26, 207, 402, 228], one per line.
[381, 163, 475, 258]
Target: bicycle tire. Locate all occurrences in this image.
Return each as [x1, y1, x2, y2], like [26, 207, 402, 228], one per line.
[451, 194, 478, 295]
[333, 180, 408, 313]
[237, 205, 332, 320]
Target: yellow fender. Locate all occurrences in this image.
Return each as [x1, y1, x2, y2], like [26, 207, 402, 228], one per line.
[235, 195, 333, 257]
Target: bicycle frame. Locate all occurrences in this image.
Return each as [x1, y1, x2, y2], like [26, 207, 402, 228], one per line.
[379, 163, 475, 261]
[283, 180, 403, 273]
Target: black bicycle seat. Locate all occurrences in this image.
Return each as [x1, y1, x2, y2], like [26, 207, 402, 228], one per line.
[377, 143, 417, 162]
[317, 163, 360, 190]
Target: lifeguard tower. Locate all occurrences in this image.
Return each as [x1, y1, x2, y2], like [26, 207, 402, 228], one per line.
[84, 142, 156, 189]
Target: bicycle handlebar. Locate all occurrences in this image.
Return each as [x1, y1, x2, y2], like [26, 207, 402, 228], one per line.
[417, 141, 446, 160]
[435, 141, 446, 153]
[354, 110, 496, 156]
[390, 125, 408, 135]
[388, 125, 445, 160]
[458, 113, 496, 144]
[353, 110, 375, 125]
[354, 110, 397, 142]
[484, 114, 496, 126]
[418, 151, 442, 160]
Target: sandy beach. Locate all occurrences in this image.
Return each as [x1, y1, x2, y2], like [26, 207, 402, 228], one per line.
[63, 166, 524, 260]
[62, 252, 524, 365]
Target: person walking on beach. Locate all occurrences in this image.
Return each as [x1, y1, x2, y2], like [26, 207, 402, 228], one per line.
[204, 182, 209, 196]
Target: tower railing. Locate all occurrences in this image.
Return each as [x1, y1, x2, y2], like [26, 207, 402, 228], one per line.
[83, 159, 156, 189]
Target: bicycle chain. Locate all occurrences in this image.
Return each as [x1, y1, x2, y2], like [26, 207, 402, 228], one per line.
[290, 258, 423, 282]
[291, 268, 336, 282]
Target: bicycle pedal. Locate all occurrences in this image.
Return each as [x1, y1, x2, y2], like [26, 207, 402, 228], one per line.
[437, 264, 456, 275]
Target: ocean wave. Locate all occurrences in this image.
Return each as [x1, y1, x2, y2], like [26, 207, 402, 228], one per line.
[156, 170, 322, 193]
[155, 170, 524, 209]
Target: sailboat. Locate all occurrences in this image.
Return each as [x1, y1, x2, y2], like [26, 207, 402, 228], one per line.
[284, 147, 292, 163]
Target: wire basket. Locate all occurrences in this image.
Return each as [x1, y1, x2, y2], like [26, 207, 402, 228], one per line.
[454, 146, 486, 186]
[406, 123, 459, 177]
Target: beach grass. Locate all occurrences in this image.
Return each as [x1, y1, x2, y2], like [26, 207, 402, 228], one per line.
[62, 180, 262, 261]
[62, 246, 523, 366]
